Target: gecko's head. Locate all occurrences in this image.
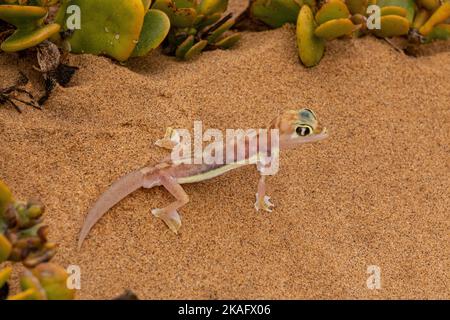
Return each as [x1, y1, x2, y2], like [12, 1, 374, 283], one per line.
[269, 109, 328, 149]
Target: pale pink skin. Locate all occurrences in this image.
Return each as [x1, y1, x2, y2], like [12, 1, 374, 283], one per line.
[78, 110, 328, 249]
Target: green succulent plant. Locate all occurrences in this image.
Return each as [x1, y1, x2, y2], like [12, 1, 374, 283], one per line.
[0, 179, 56, 268]
[0, 2, 61, 52]
[152, 0, 241, 60]
[0, 179, 74, 300]
[243, 0, 450, 67]
[55, 0, 171, 61]
[0, 0, 172, 61]
[249, 0, 300, 28]
[249, 0, 302, 28]
[0, 0, 57, 5]
[1, 263, 74, 300]
[0, 0, 240, 61]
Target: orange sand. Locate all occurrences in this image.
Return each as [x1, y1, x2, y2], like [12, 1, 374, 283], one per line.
[0, 11, 449, 299]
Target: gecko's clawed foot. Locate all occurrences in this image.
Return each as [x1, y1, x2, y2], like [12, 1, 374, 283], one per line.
[151, 208, 182, 234]
[254, 194, 274, 213]
[155, 127, 179, 150]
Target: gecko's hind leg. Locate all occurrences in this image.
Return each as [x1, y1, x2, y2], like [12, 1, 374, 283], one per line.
[151, 175, 189, 234]
[155, 127, 179, 150]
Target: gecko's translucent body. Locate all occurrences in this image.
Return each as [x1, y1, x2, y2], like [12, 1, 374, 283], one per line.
[78, 109, 328, 248]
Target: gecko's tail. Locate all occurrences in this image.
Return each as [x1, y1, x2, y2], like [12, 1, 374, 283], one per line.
[78, 170, 145, 250]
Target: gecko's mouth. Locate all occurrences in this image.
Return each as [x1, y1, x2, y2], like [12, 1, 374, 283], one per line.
[302, 127, 328, 142]
[282, 128, 329, 149]
[308, 130, 328, 142]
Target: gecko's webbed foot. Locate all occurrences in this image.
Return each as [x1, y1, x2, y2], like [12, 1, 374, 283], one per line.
[254, 194, 274, 213]
[155, 127, 179, 150]
[151, 208, 182, 234]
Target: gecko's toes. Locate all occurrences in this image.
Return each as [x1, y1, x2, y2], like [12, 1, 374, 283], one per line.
[155, 127, 179, 150]
[155, 138, 178, 150]
[254, 194, 274, 213]
[152, 208, 182, 234]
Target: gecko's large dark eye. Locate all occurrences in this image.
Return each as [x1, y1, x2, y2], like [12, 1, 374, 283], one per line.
[296, 126, 312, 136]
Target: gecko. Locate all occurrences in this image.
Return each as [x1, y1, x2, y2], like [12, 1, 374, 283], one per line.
[78, 109, 328, 248]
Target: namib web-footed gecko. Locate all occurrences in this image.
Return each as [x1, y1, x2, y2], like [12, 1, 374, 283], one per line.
[78, 109, 328, 248]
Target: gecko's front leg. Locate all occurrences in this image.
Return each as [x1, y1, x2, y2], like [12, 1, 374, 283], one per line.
[255, 175, 274, 212]
[151, 174, 189, 234]
[254, 158, 275, 212]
